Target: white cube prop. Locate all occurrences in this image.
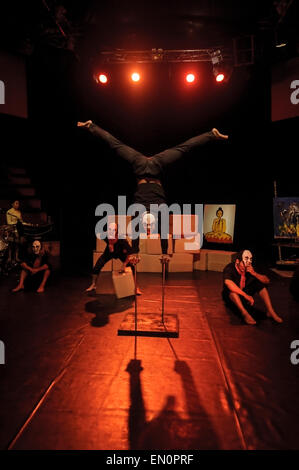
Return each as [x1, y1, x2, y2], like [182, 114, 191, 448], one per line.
[168, 253, 194, 272]
[174, 234, 200, 253]
[137, 254, 163, 273]
[146, 234, 173, 255]
[194, 249, 208, 271]
[96, 238, 107, 252]
[112, 269, 135, 298]
[207, 250, 236, 272]
[170, 214, 199, 237]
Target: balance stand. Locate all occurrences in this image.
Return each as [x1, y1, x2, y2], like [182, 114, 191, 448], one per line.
[118, 255, 179, 338]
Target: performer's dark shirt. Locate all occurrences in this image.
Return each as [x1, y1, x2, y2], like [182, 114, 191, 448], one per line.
[223, 262, 255, 294]
[24, 252, 51, 270]
[103, 238, 133, 262]
[133, 183, 166, 210]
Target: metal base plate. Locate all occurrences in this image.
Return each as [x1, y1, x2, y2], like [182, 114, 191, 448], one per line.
[118, 312, 179, 338]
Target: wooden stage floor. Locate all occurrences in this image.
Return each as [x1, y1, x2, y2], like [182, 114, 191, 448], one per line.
[0, 269, 298, 451]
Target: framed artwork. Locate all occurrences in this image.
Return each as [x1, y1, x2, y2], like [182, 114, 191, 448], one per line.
[273, 198, 299, 239]
[204, 204, 236, 244]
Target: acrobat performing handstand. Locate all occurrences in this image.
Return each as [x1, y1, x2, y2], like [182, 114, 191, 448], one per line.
[77, 120, 228, 254]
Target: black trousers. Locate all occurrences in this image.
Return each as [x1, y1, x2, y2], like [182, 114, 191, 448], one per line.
[89, 123, 215, 177]
[93, 249, 134, 276]
[89, 124, 217, 253]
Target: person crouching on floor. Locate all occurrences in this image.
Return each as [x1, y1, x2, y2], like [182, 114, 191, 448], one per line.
[222, 249, 283, 325]
[12, 240, 51, 293]
[86, 222, 141, 294]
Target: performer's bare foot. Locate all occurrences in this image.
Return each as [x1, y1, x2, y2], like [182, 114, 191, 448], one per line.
[266, 310, 283, 323]
[37, 286, 45, 293]
[77, 120, 92, 128]
[12, 285, 24, 293]
[136, 287, 142, 295]
[86, 283, 96, 292]
[212, 128, 229, 140]
[241, 311, 257, 325]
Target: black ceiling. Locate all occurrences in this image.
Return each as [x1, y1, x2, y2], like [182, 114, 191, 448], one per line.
[1, 0, 298, 60]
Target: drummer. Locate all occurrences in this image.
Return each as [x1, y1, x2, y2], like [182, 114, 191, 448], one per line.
[6, 199, 25, 264]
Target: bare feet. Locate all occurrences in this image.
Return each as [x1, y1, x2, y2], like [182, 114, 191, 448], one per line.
[136, 287, 142, 295]
[12, 285, 24, 293]
[212, 128, 229, 140]
[77, 120, 92, 128]
[267, 311, 283, 323]
[37, 286, 45, 293]
[241, 311, 257, 325]
[86, 283, 96, 292]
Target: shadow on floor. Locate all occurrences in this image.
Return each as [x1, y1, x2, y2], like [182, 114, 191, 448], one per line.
[126, 358, 221, 450]
[85, 294, 134, 327]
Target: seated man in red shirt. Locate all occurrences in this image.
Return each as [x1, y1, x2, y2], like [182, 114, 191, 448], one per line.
[222, 249, 283, 325]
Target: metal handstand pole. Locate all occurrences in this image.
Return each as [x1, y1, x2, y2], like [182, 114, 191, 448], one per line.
[130, 255, 140, 332]
[160, 255, 170, 324]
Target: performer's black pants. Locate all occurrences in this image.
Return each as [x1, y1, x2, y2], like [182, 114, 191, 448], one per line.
[93, 249, 134, 276]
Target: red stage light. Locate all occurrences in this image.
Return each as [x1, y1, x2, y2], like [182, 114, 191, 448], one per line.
[216, 73, 225, 83]
[98, 74, 108, 84]
[186, 73, 195, 83]
[131, 72, 141, 82]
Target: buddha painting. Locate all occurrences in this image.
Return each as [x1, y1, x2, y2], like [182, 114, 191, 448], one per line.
[205, 207, 233, 243]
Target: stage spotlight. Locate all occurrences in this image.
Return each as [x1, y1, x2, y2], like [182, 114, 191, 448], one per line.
[131, 72, 141, 82]
[186, 73, 196, 83]
[212, 63, 232, 84]
[211, 49, 231, 84]
[215, 73, 225, 83]
[94, 73, 109, 85]
[98, 74, 108, 84]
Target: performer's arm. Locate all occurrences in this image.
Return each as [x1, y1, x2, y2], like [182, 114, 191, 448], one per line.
[224, 279, 254, 305]
[21, 262, 33, 273]
[31, 264, 49, 274]
[246, 265, 270, 285]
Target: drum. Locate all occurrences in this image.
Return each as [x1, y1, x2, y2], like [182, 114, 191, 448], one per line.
[0, 224, 16, 243]
[0, 237, 8, 252]
[23, 223, 53, 238]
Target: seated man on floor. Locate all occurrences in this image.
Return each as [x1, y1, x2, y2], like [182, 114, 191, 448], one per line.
[222, 249, 283, 325]
[86, 222, 141, 294]
[12, 240, 51, 293]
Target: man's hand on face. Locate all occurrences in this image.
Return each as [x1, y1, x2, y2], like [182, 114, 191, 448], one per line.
[246, 265, 255, 276]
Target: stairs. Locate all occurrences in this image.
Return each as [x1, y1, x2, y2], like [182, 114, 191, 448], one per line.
[0, 167, 44, 225]
[0, 165, 60, 269]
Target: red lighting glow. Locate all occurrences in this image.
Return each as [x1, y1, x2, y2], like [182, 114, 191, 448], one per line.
[216, 73, 225, 83]
[131, 72, 141, 82]
[186, 73, 195, 83]
[98, 74, 108, 84]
